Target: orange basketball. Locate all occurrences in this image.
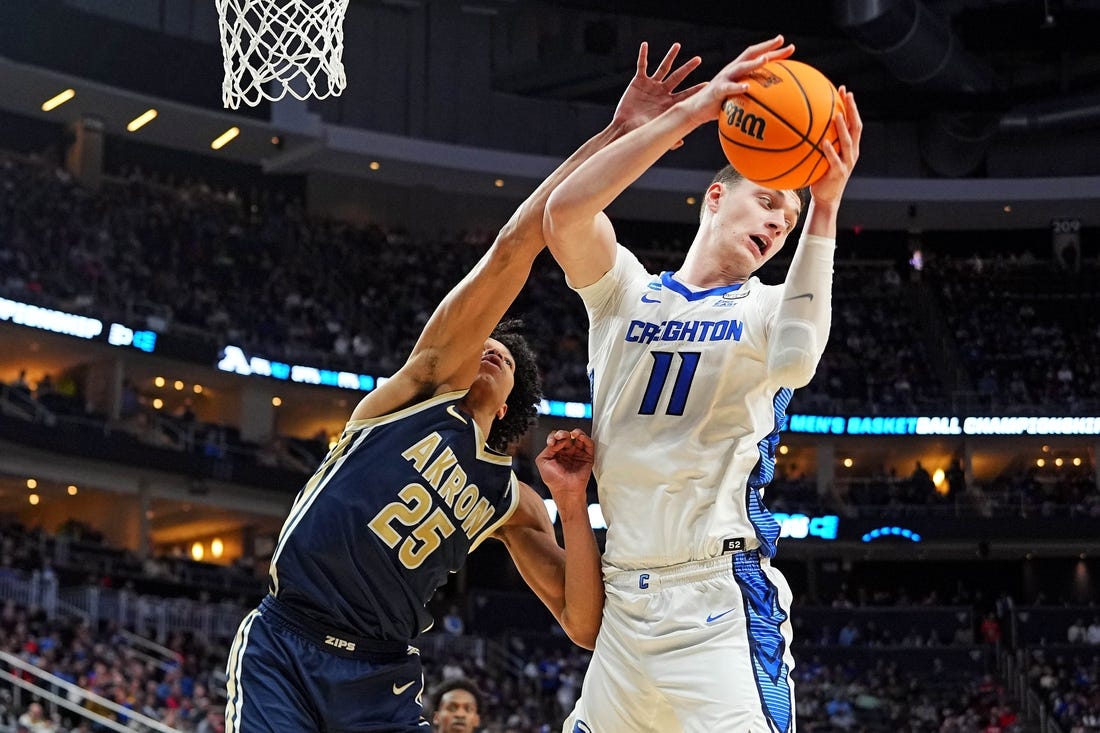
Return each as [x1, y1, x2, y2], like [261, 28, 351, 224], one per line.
[717, 59, 843, 190]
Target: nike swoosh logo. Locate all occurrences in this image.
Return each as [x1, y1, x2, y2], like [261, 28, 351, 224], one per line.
[786, 292, 813, 302]
[446, 405, 467, 424]
[641, 294, 661, 303]
[706, 608, 737, 623]
[392, 680, 416, 695]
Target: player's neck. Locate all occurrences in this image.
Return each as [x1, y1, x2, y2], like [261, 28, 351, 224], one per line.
[457, 393, 499, 447]
[679, 248, 750, 290]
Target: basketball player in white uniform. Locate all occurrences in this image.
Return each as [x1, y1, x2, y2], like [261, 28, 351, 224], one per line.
[543, 36, 863, 733]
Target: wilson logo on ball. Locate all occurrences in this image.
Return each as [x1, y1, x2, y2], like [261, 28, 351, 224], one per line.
[722, 100, 766, 141]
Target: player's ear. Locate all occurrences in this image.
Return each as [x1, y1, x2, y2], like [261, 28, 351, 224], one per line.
[495, 403, 508, 421]
[705, 182, 724, 213]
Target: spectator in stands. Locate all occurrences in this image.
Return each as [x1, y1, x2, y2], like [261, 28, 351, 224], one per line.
[17, 701, 56, 733]
[1067, 617, 1087, 644]
[1087, 617, 1100, 645]
[910, 460, 936, 502]
[837, 620, 862, 646]
[945, 457, 966, 502]
[11, 369, 31, 395]
[429, 678, 482, 733]
[35, 373, 55, 399]
[979, 612, 1002, 645]
[442, 605, 464, 636]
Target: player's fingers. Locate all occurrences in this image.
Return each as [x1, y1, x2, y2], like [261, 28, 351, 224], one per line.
[821, 137, 843, 169]
[652, 42, 682, 81]
[765, 43, 796, 63]
[568, 430, 595, 452]
[713, 82, 751, 102]
[671, 81, 707, 102]
[737, 35, 785, 63]
[845, 90, 864, 147]
[834, 104, 853, 151]
[664, 56, 702, 90]
[834, 93, 861, 164]
[635, 41, 649, 76]
[545, 429, 569, 447]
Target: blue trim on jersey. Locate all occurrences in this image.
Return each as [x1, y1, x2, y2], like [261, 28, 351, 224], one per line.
[733, 550, 793, 733]
[745, 388, 793, 558]
[660, 271, 743, 301]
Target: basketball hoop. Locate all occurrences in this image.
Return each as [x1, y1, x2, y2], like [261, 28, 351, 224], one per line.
[216, 0, 349, 109]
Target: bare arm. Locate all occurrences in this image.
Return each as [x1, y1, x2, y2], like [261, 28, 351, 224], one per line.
[494, 429, 601, 649]
[544, 36, 795, 289]
[768, 88, 863, 387]
[352, 44, 702, 420]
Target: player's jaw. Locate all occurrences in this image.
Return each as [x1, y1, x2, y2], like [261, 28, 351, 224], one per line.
[466, 340, 515, 415]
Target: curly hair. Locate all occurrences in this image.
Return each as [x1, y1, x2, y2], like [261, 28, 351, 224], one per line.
[487, 319, 542, 452]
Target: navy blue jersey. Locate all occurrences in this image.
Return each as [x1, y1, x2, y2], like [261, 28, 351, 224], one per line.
[268, 390, 519, 641]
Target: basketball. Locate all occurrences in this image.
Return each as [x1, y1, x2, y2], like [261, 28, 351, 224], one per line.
[717, 59, 843, 190]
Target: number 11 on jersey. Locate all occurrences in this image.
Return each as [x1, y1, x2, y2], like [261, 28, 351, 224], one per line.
[639, 351, 701, 416]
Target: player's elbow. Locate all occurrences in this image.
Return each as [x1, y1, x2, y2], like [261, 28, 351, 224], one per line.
[560, 611, 602, 651]
[543, 187, 580, 249]
[767, 320, 822, 388]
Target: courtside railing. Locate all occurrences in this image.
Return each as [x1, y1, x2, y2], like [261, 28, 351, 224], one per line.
[0, 651, 182, 733]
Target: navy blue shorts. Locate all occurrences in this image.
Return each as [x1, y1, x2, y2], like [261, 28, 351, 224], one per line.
[225, 596, 429, 732]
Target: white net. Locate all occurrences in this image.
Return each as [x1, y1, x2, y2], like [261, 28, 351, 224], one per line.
[217, 0, 349, 109]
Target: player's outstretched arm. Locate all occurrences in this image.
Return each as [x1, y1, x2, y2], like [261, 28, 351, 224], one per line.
[767, 88, 863, 388]
[494, 429, 602, 649]
[545, 36, 794, 289]
[351, 44, 704, 420]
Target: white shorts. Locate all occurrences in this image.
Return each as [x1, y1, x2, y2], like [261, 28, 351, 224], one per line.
[563, 550, 796, 733]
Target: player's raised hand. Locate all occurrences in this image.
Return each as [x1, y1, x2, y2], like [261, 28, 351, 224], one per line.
[810, 85, 863, 205]
[681, 35, 795, 128]
[613, 42, 704, 134]
[535, 429, 595, 502]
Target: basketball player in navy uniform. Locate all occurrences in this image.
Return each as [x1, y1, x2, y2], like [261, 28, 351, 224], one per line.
[543, 36, 863, 732]
[224, 41, 705, 733]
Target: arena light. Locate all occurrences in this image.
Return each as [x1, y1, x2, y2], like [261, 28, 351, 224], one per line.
[211, 126, 240, 150]
[862, 526, 922, 543]
[126, 108, 158, 132]
[41, 88, 75, 111]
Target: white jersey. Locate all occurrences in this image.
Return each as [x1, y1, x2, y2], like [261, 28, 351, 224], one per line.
[577, 245, 817, 571]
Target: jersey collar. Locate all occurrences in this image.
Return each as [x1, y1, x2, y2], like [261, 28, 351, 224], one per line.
[660, 271, 744, 302]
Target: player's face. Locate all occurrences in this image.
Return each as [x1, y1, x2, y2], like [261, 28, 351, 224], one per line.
[478, 337, 516, 405]
[433, 689, 481, 732]
[708, 179, 802, 274]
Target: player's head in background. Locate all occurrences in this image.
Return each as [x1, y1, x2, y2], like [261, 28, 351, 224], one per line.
[483, 319, 541, 453]
[430, 677, 483, 733]
[691, 164, 810, 278]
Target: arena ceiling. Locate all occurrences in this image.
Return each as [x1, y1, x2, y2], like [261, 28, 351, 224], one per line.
[506, 0, 1100, 178]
